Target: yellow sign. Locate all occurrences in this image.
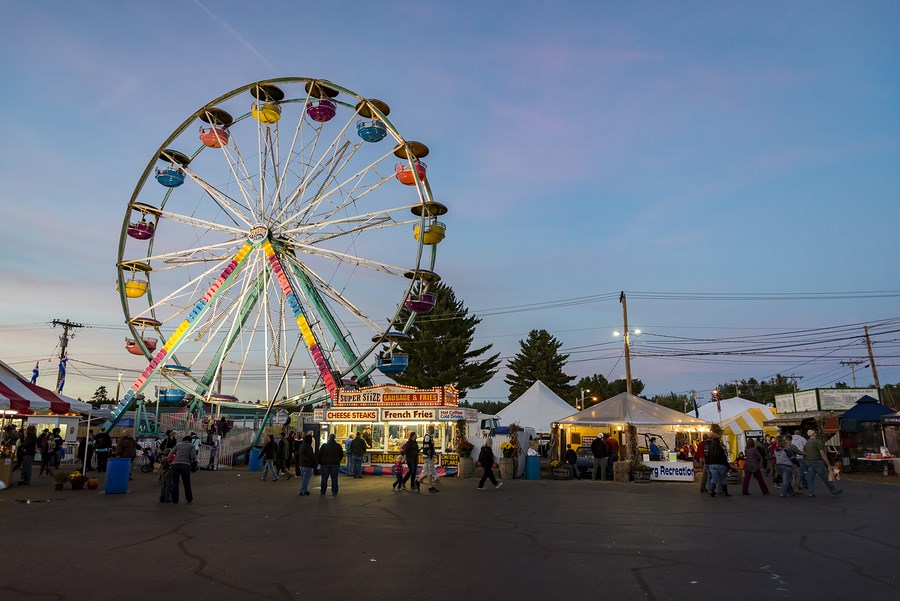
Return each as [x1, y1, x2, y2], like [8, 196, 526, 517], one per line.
[440, 453, 459, 467]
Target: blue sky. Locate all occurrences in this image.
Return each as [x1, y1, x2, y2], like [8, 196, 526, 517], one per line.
[1, 1, 898, 405]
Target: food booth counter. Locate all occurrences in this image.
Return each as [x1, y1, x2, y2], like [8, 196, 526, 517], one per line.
[316, 384, 477, 476]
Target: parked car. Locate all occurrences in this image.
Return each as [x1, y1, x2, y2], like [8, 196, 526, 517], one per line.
[575, 446, 594, 476]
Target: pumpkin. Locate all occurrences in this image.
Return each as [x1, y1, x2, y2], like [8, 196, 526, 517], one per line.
[86, 478, 100, 490]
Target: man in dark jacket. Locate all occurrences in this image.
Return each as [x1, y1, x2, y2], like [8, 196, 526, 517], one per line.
[591, 434, 609, 481]
[349, 432, 367, 478]
[316, 433, 344, 497]
[276, 434, 293, 480]
[259, 434, 279, 481]
[94, 430, 112, 472]
[297, 434, 316, 496]
[401, 432, 420, 491]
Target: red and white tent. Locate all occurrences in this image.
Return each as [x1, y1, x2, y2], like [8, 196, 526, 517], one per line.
[0, 374, 91, 414]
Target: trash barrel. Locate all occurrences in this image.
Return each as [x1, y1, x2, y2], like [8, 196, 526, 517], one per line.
[248, 446, 262, 472]
[105, 458, 131, 494]
[525, 455, 541, 480]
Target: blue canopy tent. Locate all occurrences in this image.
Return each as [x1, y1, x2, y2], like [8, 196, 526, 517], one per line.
[840, 396, 897, 467]
[840, 395, 895, 432]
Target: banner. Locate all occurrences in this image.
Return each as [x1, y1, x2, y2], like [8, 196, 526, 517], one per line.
[55, 354, 67, 393]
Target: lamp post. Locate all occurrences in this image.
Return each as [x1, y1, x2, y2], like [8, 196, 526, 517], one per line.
[615, 291, 640, 395]
[578, 389, 590, 411]
[578, 389, 598, 411]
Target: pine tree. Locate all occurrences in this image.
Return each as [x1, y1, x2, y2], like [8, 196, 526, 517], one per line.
[90, 385, 109, 408]
[504, 329, 575, 401]
[389, 282, 500, 400]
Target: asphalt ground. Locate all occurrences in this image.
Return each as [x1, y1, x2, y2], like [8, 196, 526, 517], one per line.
[1, 467, 898, 601]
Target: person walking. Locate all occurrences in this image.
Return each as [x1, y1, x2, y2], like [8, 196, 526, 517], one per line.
[740, 439, 769, 496]
[259, 435, 279, 481]
[591, 434, 609, 481]
[116, 430, 138, 480]
[94, 430, 112, 472]
[392, 445, 406, 491]
[317, 433, 344, 497]
[38, 429, 53, 476]
[791, 429, 809, 490]
[170, 435, 196, 504]
[401, 432, 420, 491]
[784, 434, 805, 493]
[705, 433, 731, 497]
[276, 434, 293, 480]
[476, 438, 503, 490]
[206, 433, 221, 470]
[296, 434, 316, 496]
[349, 431, 367, 478]
[17, 426, 37, 485]
[417, 425, 440, 493]
[804, 430, 842, 497]
[695, 433, 710, 493]
[775, 437, 798, 497]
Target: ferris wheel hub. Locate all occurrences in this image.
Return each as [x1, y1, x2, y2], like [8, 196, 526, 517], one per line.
[248, 224, 269, 246]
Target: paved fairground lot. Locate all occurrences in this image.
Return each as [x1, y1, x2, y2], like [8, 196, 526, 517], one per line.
[1, 468, 898, 601]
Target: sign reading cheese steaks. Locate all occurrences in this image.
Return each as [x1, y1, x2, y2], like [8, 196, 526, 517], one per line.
[323, 409, 379, 422]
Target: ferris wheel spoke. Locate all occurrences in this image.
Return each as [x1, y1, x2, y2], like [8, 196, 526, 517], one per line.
[180, 167, 255, 227]
[279, 143, 394, 229]
[283, 241, 410, 277]
[212, 142, 266, 219]
[284, 255, 381, 330]
[157, 210, 247, 238]
[282, 205, 418, 242]
[137, 240, 245, 270]
[269, 103, 363, 226]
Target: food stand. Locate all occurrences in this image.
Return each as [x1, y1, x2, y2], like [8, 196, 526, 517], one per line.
[557, 392, 709, 481]
[316, 384, 475, 476]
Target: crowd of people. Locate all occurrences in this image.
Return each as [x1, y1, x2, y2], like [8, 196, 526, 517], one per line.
[695, 429, 843, 498]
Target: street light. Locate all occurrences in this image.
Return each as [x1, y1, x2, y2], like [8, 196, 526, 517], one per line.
[578, 389, 598, 411]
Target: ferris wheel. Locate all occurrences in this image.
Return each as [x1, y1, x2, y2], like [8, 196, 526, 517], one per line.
[106, 78, 447, 429]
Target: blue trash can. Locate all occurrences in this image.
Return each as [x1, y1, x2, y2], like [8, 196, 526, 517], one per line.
[525, 455, 541, 480]
[248, 446, 262, 472]
[105, 458, 131, 494]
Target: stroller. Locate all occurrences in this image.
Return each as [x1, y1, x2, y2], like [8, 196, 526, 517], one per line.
[140, 446, 159, 473]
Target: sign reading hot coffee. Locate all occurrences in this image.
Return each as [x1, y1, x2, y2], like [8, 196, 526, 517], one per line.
[437, 408, 467, 421]
[382, 409, 436, 421]
[324, 409, 378, 422]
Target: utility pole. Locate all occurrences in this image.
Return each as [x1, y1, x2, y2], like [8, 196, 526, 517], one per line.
[52, 319, 85, 393]
[787, 374, 804, 392]
[840, 359, 864, 388]
[864, 326, 881, 391]
[620, 291, 633, 395]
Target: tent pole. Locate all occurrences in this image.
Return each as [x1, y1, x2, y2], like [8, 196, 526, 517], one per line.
[82, 408, 92, 474]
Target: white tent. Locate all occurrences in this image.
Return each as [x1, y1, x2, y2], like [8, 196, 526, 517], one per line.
[497, 380, 576, 432]
[559, 392, 709, 427]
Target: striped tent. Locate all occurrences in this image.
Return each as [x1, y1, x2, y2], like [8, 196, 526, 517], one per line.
[697, 397, 777, 457]
[0, 373, 91, 414]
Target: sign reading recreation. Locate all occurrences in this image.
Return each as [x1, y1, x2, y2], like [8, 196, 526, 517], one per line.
[648, 461, 695, 481]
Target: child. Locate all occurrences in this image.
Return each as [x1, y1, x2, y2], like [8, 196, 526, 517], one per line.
[392, 445, 406, 491]
[158, 457, 172, 503]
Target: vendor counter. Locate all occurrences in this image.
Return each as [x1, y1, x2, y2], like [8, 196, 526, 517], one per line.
[647, 460, 695, 481]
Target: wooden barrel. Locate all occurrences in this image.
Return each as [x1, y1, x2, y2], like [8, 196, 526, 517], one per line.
[458, 456, 475, 479]
[499, 457, 514, 480]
